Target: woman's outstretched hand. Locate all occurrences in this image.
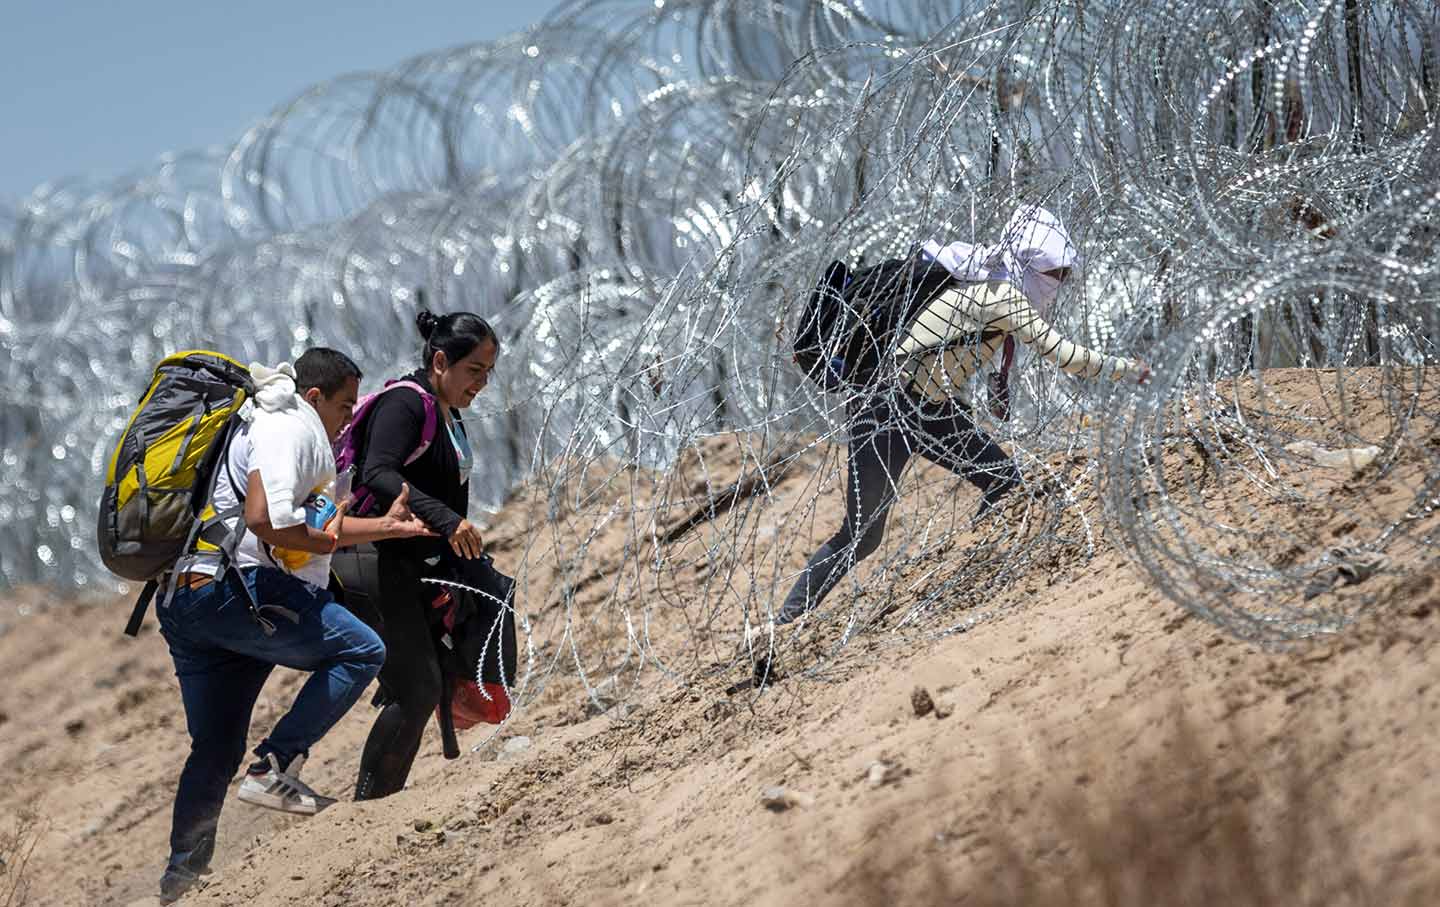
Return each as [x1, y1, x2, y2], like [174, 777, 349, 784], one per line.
[449, 518, 485, 559]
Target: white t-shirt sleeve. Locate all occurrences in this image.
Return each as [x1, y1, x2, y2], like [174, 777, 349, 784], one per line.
[246, 417, 311, 529]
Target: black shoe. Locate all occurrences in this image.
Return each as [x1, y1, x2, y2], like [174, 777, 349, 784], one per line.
[160, 831, 214, 903]
[752, 648, 781, 688]
[160, 865, 200, 904]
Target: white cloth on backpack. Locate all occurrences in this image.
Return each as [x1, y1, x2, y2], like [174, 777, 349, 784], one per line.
[251, 362, 303, 414]
[920, 205, 1080, 317]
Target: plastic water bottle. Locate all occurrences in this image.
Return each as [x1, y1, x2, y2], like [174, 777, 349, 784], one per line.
[305, 493, 339, 530]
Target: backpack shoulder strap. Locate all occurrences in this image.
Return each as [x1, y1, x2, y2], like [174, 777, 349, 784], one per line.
[123, 412, 248, 638]
[123, 580, 160, 638]
[381, 380, 440, 465]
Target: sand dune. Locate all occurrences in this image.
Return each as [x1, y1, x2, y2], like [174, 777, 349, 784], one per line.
[3, 370, 1438, 906]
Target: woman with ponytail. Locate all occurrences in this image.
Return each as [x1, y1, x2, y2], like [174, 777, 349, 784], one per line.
[350, 309, 501, 800]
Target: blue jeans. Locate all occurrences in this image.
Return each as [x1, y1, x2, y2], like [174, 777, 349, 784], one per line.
[778, 390, 1020, 623]
[157, 566, 385, 877]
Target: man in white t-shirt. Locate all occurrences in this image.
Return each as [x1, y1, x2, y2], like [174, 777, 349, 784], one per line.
[156, 348, 432, 905]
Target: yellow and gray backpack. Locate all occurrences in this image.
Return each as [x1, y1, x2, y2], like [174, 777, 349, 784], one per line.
[97, 351, 255, 636]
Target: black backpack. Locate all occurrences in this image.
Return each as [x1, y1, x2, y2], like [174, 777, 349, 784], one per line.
[792, 253, 958, 390]
[430, 554, 518, 757]
[338, 549, 518, 759]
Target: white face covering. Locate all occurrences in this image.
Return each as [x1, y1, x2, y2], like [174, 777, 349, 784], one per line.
[999, 206, 1078, 317]
[1020, 269, 1063, 312]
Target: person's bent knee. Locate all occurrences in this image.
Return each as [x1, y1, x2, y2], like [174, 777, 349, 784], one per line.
[335, 617, 386, 677]
[380, 657, 443, 723]
[853, 523, 887, 561]
[354, 628, 386, 674]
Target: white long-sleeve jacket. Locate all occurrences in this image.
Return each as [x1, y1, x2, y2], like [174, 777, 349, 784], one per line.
[896, 280, 1139, 403]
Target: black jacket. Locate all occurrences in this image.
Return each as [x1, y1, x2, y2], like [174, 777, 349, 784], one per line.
[358, 369, 470, 560]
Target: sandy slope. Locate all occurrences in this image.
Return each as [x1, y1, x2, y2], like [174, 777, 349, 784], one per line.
[3, 369, 1438, 906]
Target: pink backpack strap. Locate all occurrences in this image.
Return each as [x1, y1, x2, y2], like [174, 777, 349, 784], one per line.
[381, 379, 440, 465]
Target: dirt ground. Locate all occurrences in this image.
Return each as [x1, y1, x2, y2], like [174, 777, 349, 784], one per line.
[2, 368, 1438, 906]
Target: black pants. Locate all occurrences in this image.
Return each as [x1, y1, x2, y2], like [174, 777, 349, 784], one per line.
[778, 389, 1020, 622]
[353, 553, 443, 800]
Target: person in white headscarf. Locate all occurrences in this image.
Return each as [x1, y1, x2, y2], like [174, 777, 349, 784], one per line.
[904, 204, 1143, 408]
[758, 206, 1147, 643]
[922, 204, 1075, 314]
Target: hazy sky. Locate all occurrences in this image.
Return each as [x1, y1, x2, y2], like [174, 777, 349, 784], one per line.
[0, 0, 571, 201]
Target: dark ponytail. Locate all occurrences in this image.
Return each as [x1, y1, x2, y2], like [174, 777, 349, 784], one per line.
[416, 309, 499, 371]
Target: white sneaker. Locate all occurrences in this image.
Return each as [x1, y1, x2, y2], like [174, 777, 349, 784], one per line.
[237, 754, 335, 816]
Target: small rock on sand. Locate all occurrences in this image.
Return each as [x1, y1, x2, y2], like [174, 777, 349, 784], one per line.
[911, 686, 935, 717]
[1284, 440, 1381, 470]
[760, 786, 814, 811]
[497, 736, 532, 760]
[867, 761, 901, 788]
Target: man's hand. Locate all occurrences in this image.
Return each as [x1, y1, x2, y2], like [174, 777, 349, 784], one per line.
[379, 483, 434, 539]
[324, 483, 435, 545]
[450, 518, 485, 559]
[384, 483, 416, 521]
[321, 496, 350, 547]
